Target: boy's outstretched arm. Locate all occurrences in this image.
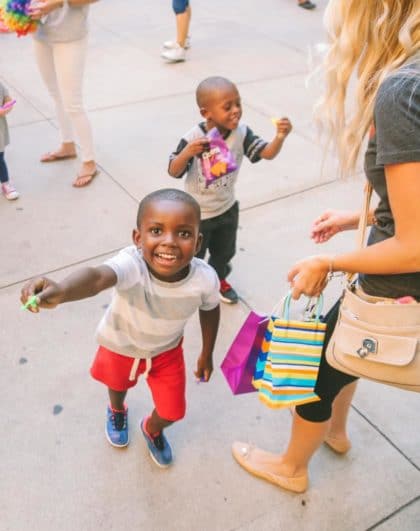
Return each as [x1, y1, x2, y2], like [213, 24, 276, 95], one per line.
[195, 305, 220, 382]
[20, 266, 117, 313]
[260, 117, 292, 160]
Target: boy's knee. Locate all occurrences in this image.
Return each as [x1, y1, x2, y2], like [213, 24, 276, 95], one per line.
[168, 406, 186, 422]
[158, 400, 186, 423]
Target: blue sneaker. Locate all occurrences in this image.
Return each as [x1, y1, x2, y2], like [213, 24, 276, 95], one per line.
[140, 418, 173, 468]
[106, 406, 129, 447]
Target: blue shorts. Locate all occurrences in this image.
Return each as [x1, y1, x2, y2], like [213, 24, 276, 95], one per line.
[173, 0, 189, 14]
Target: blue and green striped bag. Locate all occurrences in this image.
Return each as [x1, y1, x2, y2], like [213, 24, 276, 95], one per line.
[253, 294, 326, 408]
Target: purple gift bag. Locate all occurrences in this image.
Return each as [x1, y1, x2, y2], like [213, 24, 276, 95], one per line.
[221, 311, 268, 394]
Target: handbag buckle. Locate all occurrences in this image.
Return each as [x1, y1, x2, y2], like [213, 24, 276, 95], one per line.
[357, 338, 378, 358]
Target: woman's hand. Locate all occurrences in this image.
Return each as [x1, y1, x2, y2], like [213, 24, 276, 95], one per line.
[28, 0, 63, 20]
[311, 209, 359, 243]
[287, 255, 331, 300]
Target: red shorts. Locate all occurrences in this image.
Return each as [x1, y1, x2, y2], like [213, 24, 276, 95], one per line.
[90, 340, 186, 421]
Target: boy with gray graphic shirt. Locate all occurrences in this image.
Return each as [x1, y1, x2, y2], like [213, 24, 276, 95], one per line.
[169, 76, 292, 303]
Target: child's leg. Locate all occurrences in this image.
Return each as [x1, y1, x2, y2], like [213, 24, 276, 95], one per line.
[0, 151, 19, 200]
[146, 409, 173, 435]
[108, 388, 127, 411]
[0, 151, 9, 183]
[195, 217, 212, 260]
[91, 346, 139, 447]
[141, 343, 185, 466]
[146, 342, 186, 432]
[207, 201, 239, 280]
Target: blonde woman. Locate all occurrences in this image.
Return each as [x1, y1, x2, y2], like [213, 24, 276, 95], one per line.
[232, 0, 420, 493]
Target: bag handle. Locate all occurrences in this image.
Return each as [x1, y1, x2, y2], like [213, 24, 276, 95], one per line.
[272, 293, 324, 323]
[347, 182, 373, 284]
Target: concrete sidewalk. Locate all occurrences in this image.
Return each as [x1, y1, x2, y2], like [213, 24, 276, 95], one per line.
[1, 1, 419, 530]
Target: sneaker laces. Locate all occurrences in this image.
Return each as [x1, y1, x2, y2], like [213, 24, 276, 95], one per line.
[220, 279, 232, 293]
[112, 411, 126, 431]
[152, 433, 165, 451]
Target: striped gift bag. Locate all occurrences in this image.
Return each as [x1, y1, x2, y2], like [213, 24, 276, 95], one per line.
[253, 294, 326, 408]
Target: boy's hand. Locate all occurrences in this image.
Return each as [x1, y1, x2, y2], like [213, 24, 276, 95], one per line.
[185, 138, 210, 158]
[20, 277, 64, 312]
[273, 117, 292, 141]
[194, 353, 213, 382]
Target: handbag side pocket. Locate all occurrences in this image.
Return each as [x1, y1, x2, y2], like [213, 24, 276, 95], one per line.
[333, 322, 417, 367]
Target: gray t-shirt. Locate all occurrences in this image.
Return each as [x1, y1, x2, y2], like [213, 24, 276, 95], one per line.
[0, 82, 10, 152]
[34, 5, 89, 43]
[170, 123, 267, 220]
[361, 56, 420, 298]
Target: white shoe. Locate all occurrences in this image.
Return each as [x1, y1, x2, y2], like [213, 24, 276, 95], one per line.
[1, 182, 19, 200]
[161, 44, 186, 63]
[163, 36, 191, 49]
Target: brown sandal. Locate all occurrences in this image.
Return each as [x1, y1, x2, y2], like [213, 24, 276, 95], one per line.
[72, 169, 99, 188]
[41, 151, 77, 163]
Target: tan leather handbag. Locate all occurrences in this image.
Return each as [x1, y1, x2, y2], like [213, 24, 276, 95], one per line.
[326, 184, 420, 392]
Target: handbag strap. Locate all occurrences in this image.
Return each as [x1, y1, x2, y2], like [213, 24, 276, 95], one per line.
[347, 182, 373, 284]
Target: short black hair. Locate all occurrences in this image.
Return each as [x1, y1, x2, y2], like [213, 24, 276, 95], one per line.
[196, 76, 237, 108]
[136, 188, 201, 228]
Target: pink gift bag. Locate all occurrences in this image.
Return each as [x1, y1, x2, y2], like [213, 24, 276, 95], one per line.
[220, 312, 268, 394]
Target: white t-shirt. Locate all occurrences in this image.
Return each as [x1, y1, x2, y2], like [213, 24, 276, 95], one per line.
[95, 247, 220, 358]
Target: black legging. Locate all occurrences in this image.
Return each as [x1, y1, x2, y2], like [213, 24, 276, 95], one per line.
[0, 152, 9, 184]
[296, 299, 358, 422]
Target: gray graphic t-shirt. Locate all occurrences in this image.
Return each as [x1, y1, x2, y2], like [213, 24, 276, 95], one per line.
[361, 56, 420, 298]
[170, 123, 267, 220]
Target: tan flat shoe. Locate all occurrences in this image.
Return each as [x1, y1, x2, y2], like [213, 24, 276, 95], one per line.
[232, 442, 308, 493]
[324, 435, 351, 454]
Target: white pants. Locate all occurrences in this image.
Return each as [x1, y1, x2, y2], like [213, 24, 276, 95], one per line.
[33, 37, 95, 162]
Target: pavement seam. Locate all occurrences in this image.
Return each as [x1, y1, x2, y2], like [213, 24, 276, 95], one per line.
[9, 72, 307, 128]
[364, 494, 420, 531]
[352, 404, 420, 471]
[240, 178, 337, 212]
[1, 247, 125, 290]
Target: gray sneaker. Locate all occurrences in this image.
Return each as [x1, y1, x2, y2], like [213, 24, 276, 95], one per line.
[161, 44, 186, 63]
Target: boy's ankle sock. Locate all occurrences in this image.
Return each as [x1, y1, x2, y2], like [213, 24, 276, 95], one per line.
[144, 415, 161, 438]
[110, 404, 127, 414]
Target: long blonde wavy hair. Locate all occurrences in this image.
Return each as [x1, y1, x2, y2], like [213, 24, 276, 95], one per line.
[318, 0, 420, 176]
